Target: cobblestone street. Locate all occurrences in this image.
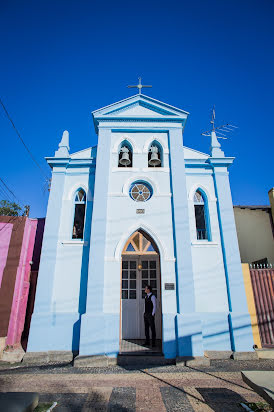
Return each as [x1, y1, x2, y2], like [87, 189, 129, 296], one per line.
[0, 359, 273, 411]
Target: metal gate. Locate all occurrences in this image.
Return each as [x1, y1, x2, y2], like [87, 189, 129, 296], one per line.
[250, 267, 274, 347]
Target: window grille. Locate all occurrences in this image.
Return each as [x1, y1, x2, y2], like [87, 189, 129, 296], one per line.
[122, 260, 137, 299]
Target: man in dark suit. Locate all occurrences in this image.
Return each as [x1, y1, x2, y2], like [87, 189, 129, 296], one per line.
[144, 285, 157, 347]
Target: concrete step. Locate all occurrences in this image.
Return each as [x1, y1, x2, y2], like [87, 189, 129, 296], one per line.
[119, 350, 162, 356]
[232, 351, 258, 361]
[176, 356, 210, 367]
[117, 354, 175, 366]
[256, 348, 274, 359]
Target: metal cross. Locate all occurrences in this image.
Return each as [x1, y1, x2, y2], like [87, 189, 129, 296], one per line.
[127, 77, 152, 94]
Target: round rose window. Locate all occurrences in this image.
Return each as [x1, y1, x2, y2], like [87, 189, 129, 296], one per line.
[129, 181, 153, 202]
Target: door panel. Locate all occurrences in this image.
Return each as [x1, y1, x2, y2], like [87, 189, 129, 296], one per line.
[122, 256, 161, 340]
[121, 259, 138, 339]
[139, 258, 161, 339]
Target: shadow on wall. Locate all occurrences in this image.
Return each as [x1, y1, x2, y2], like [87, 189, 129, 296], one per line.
[77, 315, 256, 359]
[25, 208, 260, 354]
[72, 175, 94, 353]
[21, 218, 45, 351]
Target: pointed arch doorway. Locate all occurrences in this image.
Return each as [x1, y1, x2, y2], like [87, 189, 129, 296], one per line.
[120, 230, 162, 349]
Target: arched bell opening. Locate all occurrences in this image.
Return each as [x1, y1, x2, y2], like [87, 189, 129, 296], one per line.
[148, 140, 163, 167]
[118, 140, 133, 167]
[120, 229, 162, 353]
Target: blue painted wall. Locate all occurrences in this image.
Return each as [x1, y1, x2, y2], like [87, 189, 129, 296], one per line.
[28, 94, 254, 357]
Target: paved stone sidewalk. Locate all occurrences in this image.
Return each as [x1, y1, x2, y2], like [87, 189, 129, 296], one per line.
[0, 360, 273, 411]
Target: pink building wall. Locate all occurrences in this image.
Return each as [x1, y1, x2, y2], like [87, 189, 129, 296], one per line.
[0, 222, 13, 287]
[6, 219, 38, 346]
[0, 216, 43, 348]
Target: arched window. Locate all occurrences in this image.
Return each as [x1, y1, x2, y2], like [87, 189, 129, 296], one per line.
[194, 190, 209, 240]
[72, 188, 86, 239]
[148, 141, 162, 167]
[118, 140, 133, 167]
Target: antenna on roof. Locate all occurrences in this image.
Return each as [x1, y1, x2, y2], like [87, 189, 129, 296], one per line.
[201, 105, 237, 140]
[201, 106, 238, 157]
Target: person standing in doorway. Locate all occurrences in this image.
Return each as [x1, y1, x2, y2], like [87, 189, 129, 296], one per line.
[144, 285, 156, 347]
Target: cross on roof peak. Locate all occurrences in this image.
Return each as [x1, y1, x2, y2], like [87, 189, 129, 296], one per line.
[127, 77, 152, 95]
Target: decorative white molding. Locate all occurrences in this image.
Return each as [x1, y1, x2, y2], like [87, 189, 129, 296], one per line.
[191, 241, 219, 247]
[185, 170, 213, 175]
[114, 221, 170, 261]
[108, 192, 171, 198]
[104, 257, 119, 261]
[111, 167, 140, 172]
[65, 183, 93, 201]
[188, 184, 214, 202]
[143, 136, 169, 153]
[112, 135, 141, 154]
[61, 240, 88, 246]
[141, 167, 170, 173]
[188, 197, 217, 203]
[108, 191, 171, 198]
[108, 192, 127, 197]
[154, 193, 172, 197]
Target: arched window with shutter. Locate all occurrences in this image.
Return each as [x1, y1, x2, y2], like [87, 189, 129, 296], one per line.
[194, 189, 210, 240]
[72, 188, 86, 240]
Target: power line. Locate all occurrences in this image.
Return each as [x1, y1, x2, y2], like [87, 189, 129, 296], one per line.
[0, 214, 26, 233]
[0, 177, 30, 233]
[0, 97, 49, 181]
[0, 176, 29, 215]
[0, 183, 15, 203]
[0, 177, 19, 202]
[0, 187, 12, 202]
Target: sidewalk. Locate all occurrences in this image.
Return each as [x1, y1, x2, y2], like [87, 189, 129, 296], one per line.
[0, 359, 273, 411]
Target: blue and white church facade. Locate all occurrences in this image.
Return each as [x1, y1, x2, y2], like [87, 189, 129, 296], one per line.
[28, 94, 254, 359]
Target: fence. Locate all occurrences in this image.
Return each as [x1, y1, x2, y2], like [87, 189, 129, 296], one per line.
[249, 264, 274, 348]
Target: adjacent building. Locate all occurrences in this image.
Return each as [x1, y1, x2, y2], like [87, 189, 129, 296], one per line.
[234, 188, 274, 265]
[0, 216, 44, 360]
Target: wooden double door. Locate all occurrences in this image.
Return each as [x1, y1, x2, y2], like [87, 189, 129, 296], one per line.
[121, 255, 161, 339]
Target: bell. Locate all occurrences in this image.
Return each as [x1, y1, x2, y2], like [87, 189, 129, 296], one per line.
[149, 146, 161, 166]
[120, 152, 131, 166]
[119, 146, 131, 166]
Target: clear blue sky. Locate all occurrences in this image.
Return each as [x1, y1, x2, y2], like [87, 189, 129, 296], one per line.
[1, 0, 273, 217]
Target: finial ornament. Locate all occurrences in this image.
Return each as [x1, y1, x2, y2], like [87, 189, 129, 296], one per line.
[55, 130, 70, 158]
[127, 77, 152, 95]
[201, 106, 237, 158]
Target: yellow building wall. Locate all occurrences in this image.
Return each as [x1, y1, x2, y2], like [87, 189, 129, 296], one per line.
[242, 263, 262, 348]
[234, 207, 274, 264]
